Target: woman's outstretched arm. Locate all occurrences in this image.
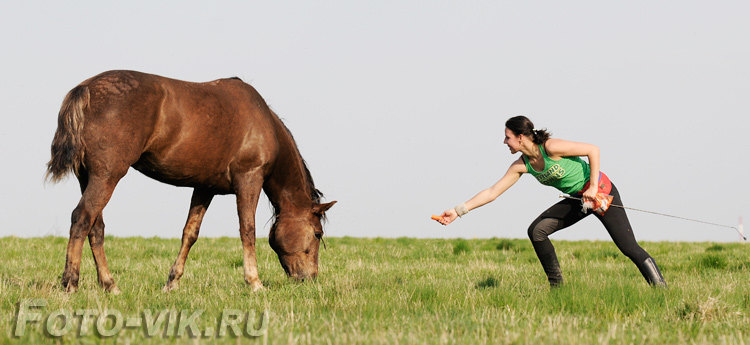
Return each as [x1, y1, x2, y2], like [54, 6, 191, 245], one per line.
[437, 157, 527, 225]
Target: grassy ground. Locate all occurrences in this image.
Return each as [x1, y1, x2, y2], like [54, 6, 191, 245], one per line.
[1, 236, 748, 344]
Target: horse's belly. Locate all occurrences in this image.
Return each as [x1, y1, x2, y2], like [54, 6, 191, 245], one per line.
[132, 153, 233, 193]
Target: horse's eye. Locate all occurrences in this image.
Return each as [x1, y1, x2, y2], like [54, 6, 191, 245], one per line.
[314, 232, 323, 240]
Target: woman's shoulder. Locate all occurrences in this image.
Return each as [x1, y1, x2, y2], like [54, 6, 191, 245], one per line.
[509, 156, 528, 173]
[543, 138, 578, 159]
[542, 138, 562, 157]
[543, 137, 566, 149]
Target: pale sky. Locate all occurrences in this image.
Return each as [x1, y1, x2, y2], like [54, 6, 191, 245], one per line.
[1, 1, 748, 242]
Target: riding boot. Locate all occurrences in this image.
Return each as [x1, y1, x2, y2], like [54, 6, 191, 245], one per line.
[638, 257, 667, 287]
[531, 240, 564, 287]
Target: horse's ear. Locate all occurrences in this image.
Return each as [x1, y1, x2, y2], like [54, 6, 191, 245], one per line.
[312, 201, 337, 216]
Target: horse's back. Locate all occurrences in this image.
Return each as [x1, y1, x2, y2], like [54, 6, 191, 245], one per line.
[79, 70, 279, 193]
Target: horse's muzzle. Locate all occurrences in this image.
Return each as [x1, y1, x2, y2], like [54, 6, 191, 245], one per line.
[289, 269, 318, 282]
[279, 260, 317, 282]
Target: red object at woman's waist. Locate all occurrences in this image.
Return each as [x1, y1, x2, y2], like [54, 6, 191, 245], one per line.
[578, 171, 612, 195]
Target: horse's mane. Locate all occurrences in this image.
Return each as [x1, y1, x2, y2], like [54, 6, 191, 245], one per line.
[268, 111, 326, 224]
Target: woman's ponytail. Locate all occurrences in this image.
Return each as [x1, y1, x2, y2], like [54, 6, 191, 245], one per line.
[531, 128, 551, 144]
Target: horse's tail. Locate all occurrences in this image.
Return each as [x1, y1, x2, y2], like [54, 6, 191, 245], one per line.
[46, 85, 90, 183]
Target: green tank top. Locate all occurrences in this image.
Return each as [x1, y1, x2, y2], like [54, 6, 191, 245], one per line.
[523, 144, 590, 194]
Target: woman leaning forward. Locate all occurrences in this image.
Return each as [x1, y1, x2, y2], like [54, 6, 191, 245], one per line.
[436, 115, 666, 288]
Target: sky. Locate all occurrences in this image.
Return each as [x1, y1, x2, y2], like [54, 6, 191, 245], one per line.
[0, 1, 748, 242]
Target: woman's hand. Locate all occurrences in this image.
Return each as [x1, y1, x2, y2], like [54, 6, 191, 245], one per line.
[582, 185, 598, 203]
[437, 209, 459, 225]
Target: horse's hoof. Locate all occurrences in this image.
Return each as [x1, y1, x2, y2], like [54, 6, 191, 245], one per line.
[65, 285, 78, 293]
[162, 281, 179, 292]
[108, 286, 121, 295]
[250, 281, 265, 292]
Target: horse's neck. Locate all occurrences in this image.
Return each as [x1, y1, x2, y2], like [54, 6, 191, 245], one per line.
[262, 121, 312, 214]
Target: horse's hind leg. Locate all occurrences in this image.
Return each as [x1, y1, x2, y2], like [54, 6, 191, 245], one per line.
[88, 214, 120, 294]
[163, 188, 214, 292]
[62, 174, 123, 293]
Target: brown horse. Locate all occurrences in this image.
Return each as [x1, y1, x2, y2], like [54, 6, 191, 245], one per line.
[46, 70, 336, 293]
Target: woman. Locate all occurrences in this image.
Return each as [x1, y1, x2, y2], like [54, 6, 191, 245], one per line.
[436, 115, 666, 287]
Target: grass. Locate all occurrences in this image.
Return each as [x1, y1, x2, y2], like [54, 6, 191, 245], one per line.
[1, 236, 749, 344]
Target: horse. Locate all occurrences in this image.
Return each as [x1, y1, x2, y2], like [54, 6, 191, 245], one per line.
[46, 70, 336, 293]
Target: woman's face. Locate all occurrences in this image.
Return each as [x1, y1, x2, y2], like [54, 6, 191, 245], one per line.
[503, 128, 523, 154]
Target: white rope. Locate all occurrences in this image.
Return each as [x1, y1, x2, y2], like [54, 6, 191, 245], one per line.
[559, 194, 746, 240]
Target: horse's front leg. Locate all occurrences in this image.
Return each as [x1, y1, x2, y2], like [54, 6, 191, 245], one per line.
[234, 169, 264, 292]
[163, 189, 214, 292]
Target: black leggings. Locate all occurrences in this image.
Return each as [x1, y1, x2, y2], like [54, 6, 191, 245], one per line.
[527, 183, 661, 286]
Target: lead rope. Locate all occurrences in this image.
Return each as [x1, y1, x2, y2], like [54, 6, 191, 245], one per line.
[560, 195, 746, 240]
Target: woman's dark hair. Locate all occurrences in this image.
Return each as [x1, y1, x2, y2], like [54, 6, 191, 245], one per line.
[505, 115, 551, 144]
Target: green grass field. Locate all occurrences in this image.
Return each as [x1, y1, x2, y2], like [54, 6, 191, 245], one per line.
[1, 236, 748, 344]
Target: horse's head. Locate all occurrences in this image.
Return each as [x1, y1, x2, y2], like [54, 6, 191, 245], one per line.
[269, 201, 336, 281]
